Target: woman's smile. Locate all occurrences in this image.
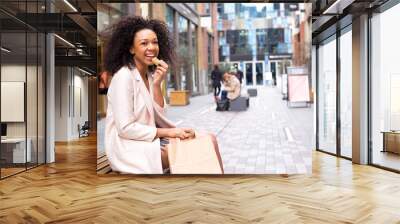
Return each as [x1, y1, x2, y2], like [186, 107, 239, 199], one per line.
[145, 54, 156, 62]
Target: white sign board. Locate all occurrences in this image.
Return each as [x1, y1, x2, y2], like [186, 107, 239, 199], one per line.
[288, 75, 310, 102]
[1, 82, 25, 122]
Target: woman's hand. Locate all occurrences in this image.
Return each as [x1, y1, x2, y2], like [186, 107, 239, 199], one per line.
[153, 59, 168, 86]
[169, 127, 195, 140]
[156, 127, 195, 140]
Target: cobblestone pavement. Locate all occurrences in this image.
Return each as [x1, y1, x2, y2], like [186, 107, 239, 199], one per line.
[98, 85, 313, 174]
[166, 86, 313, 174]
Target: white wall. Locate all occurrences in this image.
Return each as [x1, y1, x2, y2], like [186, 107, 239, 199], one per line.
[55, 67, 89, 141]
[1, 65, 25, 128]
[72, 71, 89, 138]
[55, 66, 69, 141]
[1, 65, 26, 140]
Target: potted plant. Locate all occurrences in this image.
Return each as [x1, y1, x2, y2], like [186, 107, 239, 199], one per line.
[169, 45, 191, 106]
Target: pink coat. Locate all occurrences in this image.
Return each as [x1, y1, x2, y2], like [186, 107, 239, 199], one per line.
[105, 66, 175, 174]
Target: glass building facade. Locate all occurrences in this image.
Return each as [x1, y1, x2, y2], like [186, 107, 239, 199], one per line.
[166, 5, 201, 95]
[216, 3, 301, 86]
[315, 27, 352, 158]
[178, 15, 190, 91]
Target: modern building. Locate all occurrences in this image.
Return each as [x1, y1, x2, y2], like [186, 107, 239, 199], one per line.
[217, 3, 308, 86]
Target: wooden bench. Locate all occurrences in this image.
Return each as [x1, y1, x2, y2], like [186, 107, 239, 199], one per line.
[97, 154, 113, 174]
[229, 96, 249, 111]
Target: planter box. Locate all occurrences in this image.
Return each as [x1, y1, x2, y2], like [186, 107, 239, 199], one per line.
[169, 90, 190, 106]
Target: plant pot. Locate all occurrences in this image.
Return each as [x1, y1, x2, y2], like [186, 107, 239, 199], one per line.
[169, 90, 190, 106]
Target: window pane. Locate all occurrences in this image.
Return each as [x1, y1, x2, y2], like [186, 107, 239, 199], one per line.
[165, 6, 176, 93]
[27, 31, 38, 169]
[191, 23, 198, 93]
[178, 15, 189, 91]
[38, 33, 45, 165]
[318, 37, 337, 154]
[340, 29, 352, 158]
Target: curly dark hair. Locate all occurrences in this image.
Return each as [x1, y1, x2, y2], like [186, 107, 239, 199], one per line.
[103, 16, 175, 75]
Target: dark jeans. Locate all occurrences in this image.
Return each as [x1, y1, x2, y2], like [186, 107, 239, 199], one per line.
[213, 85, 221, 97]
[221, 90, 228, 101]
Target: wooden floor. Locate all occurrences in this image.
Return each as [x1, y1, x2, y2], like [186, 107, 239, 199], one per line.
[1, 135, 400, 223]
[1, 167, 26, 178]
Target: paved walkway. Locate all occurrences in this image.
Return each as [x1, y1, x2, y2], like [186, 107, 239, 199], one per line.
[98, 85, 313, 174]
[166, 86, 313, 174]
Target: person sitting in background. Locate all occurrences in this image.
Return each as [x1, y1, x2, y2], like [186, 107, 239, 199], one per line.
[222, 72, 241, 101]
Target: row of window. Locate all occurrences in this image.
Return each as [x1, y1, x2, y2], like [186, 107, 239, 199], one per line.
[166, 5, 199, 93]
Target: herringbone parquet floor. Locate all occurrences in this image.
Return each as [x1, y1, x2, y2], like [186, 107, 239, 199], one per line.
[1, 135, 400, 223]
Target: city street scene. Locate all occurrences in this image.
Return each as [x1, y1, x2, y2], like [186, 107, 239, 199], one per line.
[97, 3, 312, 174]
[165, 86, 313, 174]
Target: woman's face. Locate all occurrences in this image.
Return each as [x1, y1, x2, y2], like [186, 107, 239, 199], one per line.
[223, 73, 230, 81]
[131, 29, 159, 66]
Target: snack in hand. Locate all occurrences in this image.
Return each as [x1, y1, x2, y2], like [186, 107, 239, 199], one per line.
[152, 57, 161, 66]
